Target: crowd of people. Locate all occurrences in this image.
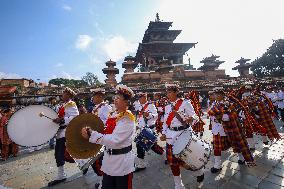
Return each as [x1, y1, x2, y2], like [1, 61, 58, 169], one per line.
[1, 82, 284, 189]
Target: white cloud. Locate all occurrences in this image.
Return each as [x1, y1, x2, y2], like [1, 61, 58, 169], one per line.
[75, 35, 93, 51]
[102, 35, 136, 61]
[50, 71, 80, 80]
[62, 4, 72, 11]
[0, 72, 21, 79]
[55, 63, 63, 68]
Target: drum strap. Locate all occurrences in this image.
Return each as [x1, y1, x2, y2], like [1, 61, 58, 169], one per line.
[166, 99, 183, 127]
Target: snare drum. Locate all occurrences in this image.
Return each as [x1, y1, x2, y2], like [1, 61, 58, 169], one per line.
[172, 129, 211, 171]
[134, 128, 157, 151]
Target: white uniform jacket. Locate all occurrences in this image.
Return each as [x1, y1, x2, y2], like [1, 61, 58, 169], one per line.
[56, 100, 79, 139]
[209, 101, 227, 136]
[136, 102, 158, 128]
[89, 111, 135, 176]
[162, 99, 196, 145]
[92, 102, 112, 125]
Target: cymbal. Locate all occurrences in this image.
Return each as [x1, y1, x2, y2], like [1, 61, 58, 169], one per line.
[66, 113, 104, 159]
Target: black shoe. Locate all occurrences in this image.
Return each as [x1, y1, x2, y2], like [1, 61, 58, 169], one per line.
[47, 178, 67, 187]
[238, 160, 245, 165]
[82, 168, 88, 175]
[263, 141, 269, 145]
[95, 183, 100, 189]
[197, 174, 204, 183]
[200, 132, 204, 137]
[249, 148, 255, 151]
[211, 167, 222, 173]
[134, 167, 146, 172]
[164, 160, 168, 165]
[49, 145, 55, 149]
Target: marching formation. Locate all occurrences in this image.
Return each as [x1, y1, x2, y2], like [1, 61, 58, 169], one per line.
[1, 83, 284, 189]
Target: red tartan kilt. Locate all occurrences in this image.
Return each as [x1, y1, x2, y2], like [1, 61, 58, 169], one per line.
[192, 121, 204, 133]
[155, 121, 163, 133]
[166, 144, 184, 166]
[213, 134, 230, 152]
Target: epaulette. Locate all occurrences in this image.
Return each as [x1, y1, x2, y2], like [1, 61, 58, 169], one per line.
[64, 101, 77, 108]
[117, 110, 135, 122]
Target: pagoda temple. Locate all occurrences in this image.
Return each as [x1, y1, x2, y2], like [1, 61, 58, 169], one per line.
[198, 55, 224, 71]
[122, 55, 138, 73]
[232, 57, 253, 77]
[120, 15, 228, 85]
[102, 60, 119, 87]
[136, 13, 197, 71]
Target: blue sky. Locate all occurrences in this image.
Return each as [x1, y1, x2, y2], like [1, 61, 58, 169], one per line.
[0, 0, 284, 83]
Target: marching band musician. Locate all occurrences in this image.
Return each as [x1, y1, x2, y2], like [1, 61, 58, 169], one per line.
[48, 87, 79, 187]
[84, 88, 113, 188]
[81, 84, 135, 189]
[134, 92, 164, 172]
[209, 87, 255, 174]
[153, 92, 166, 134]
[160, 84, 204, 189]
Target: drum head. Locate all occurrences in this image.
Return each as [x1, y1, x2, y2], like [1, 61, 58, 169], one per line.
[7, 105, 59, 147]
[172, 129, 192, 155]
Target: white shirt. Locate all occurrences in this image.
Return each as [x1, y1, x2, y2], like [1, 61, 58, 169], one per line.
[209, 102, 227, 136]
[276, 91, 284, 109]
[93, 102, 112, 125]
[265, 92, 278, 106]
[56, 100, 79, 139]
[135, 102, 158, 128]
[162, 99, 196, 145]
[89, 112, 135, 176]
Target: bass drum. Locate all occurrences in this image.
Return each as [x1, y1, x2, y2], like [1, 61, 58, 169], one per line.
[7, 105, 59, 147]
[172, 129, 211, 171]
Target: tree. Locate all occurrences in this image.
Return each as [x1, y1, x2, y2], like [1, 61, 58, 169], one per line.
[251, 39, 284, 77]
[49, 78, 88, 88]
[81, 72, 102, 86]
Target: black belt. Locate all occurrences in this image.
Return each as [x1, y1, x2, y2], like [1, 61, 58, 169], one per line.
[169, 125, 190, 131]
[106, 145, 132, 155]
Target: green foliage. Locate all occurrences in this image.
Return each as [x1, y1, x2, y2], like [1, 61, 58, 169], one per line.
[251, 39, 284, 77]
[48, 78, 88, 88]
[48, 72, 102, 87]
[81, 72, 102, 86]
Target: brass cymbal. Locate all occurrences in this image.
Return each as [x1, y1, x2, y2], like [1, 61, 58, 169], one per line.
[66, 113, 104, 159]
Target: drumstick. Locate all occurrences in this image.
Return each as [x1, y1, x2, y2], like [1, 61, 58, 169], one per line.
[39, 112, 53, 120]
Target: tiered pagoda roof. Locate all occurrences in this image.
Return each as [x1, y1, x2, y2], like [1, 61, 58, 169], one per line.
[135, 14, 197, 69]
[232, 57, 252, 70]
[198, 54, 225, 71]
[102, 60, 119, 74]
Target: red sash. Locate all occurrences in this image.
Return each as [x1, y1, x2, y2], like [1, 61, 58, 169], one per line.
[138, 103, 149, 118]
[166, 99, 183, 127]
[104, 118, 117, 134]
[58, 105, 65, 118]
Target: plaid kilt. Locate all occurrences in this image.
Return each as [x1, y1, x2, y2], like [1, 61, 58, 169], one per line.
[243, 119, 254, 138]
[192, 120, 205, 133]
[223, 111, 254, 162]
[258, 101, 280, 140]
[166, 144, 184, 166]
[213, 134, 231, 156]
